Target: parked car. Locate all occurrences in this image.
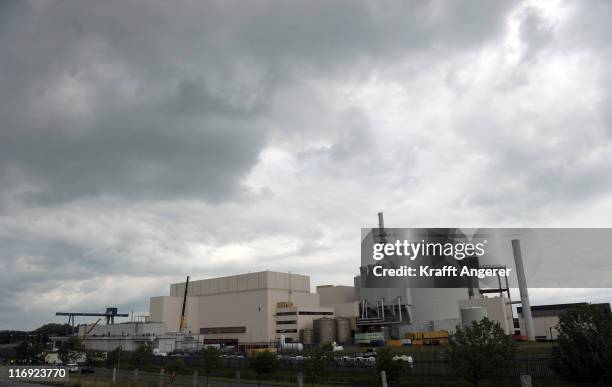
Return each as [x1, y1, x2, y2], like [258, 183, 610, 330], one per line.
[66, 363, 79, 373]
[80, 366, 95, 374]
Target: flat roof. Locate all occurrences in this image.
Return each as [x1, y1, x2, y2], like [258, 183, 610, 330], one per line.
[170, 271, 311, 297]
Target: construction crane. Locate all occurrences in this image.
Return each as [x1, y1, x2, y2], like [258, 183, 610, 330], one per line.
[178, 276, 190, 334]
[79, 318, 101, 349]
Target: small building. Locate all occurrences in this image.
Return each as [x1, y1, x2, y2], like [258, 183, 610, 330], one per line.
[517, 302, 611, 340]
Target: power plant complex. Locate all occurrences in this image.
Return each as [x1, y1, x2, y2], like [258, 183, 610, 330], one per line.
[52, 214, 608, 355]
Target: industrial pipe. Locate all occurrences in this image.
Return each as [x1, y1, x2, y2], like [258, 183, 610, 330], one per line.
[397, 296, 402, 322]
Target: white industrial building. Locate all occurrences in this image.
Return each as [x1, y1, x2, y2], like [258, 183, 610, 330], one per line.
[317, 285, 360, 319]
[69, 268, 522, 354]
[73, 322, 200, 353]
[275, 305, 335, 343]
[148, 271, 334, 346]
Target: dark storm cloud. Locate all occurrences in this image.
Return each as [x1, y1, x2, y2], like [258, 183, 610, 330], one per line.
[2, 0, 612, 329]
[0, 0, 516, 207]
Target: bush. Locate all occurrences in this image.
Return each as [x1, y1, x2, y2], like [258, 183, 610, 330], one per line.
[303, 343, 334, 387]
[444, 317, 515, 387]
[250, 350, 277, 387]
[551, 304, 612, 383]
[375, 347, 402, 382]
[202, 347, 221, 384]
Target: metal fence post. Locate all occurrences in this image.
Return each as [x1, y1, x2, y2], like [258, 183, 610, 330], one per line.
[133, 368, 139, 383]
[380, 370, 388, 387]
[235, 369, 241, 386]
[193, 371, 198, 387]
[297, 372, 304, 387]
[160, 368, 165, 387]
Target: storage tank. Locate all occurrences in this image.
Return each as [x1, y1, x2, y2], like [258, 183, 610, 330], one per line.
[313, 318, 336, 344]
[300, 329, 313, 345]
[280, 342, 304, 351]
[460, 307, 487, 325]
[335, 318, 351, 344]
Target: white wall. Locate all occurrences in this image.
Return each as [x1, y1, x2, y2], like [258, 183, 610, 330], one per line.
[81, 322, 167, 337]
[150, 271, 323, 344]
[519, 315, 559, 339]
[410, 288, 469, 325]
[317, 285, 356, 304]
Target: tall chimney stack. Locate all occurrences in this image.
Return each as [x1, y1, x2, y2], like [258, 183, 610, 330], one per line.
[377, 212, 387, 243]
[512, 239, 535, 341]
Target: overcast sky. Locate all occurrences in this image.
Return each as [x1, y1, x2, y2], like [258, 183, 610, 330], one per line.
[2, 0, 612, 330]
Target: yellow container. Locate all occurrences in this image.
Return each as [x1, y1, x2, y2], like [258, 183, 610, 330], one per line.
[408, 331, 449, 340]
[386, 339, 402, 347]
[247, 348, 277, 357]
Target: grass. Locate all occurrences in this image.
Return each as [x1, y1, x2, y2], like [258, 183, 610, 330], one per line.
[43, 373, 574, 387]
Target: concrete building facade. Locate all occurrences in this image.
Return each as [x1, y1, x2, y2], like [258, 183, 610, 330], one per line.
[316, 285, 360, 329]
[275, 305, 334, 343]
[149, 271, 321, 345]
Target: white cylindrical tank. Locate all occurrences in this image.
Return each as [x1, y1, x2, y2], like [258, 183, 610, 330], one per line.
[280, 342, 304, 351]
[460, 307, 487, 325]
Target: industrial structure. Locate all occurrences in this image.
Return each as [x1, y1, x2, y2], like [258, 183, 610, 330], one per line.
[148, 271, 338, 347]
[350, 213, 522, 341]
[56, 307, 129, 334]
[48, 212, 610, 356]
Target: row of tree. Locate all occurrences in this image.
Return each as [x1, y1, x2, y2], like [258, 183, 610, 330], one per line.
[5, 305, 610, 385]
[243, 304, 612, 386]
[446, 304, 612, 386]
[0, 323, 72, 344]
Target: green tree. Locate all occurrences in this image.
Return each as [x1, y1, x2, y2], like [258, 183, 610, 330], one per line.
[85, 350, 104, 367]
[202, 347, 221, 385]
[303, 343, 335, 387]
[250, 350, 277, 387]
[130, 344, 153, 368]
[444, 317, 515, 387]
[29, 343, 45, 364]
[58, 337, 81, 365]
[551, 304, 612, 383]
[16, 342, 31, 364]
[105, 346, 124, 369]
[33, 323, 72, 336]
[375, 347, 402, 383]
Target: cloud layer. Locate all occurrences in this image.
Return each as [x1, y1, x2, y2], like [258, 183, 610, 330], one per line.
[1, 0, 612, 329]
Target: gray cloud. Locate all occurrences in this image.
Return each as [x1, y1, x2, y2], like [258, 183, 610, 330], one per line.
[1, 0, 612, 329]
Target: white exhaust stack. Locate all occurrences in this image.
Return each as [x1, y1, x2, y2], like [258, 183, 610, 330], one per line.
[377, 212, 387, 243]
[512, 239, 535, 341]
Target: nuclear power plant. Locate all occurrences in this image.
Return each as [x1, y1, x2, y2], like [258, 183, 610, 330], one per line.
[60, 213, 609, 355]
